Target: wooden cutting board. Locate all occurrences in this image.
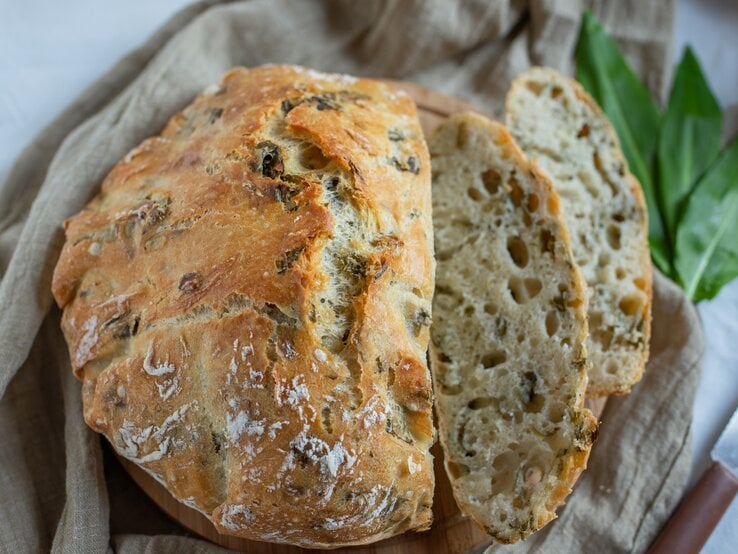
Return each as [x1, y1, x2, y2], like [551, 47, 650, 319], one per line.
[117, 81, 608, 554]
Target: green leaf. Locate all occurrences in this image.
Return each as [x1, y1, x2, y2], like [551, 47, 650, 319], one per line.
[675, 136, 738, 301]
[658, 47, 723, 244]
[575, 11, 671, 275]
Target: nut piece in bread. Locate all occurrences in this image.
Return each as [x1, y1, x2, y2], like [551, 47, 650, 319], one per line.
[51, 65, 436, 548]
[506, 67, 652, 396]
[429, 112, 597, 543]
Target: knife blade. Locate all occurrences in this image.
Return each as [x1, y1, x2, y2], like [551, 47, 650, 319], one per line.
[649, 406, 738, 554]
[713, 407, 738, 475]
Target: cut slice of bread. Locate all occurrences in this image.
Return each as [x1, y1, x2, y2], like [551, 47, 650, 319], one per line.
[429, 112, 597, 544]
[506, 68, 652, 397]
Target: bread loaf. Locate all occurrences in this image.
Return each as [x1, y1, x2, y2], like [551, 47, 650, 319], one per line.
[429, 112, 597, 543]
[51, 65, 436, 547]
[506, 68, 652, 396]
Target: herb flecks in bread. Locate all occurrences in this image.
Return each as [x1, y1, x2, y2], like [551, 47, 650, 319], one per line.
[429, 113, 597, 544]
[506, 67, 652, 396]
[52, 65, 436, 548]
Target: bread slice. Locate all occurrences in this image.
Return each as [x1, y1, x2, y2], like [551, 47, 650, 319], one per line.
[506, 68, 652, 396]
[429, 112, 597, 543]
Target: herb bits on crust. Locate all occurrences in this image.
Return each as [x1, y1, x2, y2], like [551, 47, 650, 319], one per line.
[52, 65, 435, 548]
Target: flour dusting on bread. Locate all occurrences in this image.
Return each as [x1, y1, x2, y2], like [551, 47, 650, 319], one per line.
[52, 65, 436, 548]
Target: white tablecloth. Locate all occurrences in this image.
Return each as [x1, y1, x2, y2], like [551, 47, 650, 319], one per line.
[0, 0, 735, 551]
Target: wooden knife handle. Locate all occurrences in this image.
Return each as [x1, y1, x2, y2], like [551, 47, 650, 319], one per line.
[649, 461, 738, 554]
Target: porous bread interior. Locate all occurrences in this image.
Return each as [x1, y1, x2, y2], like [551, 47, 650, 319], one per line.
[506, 68, 651, 396]
[429, 113, 595, 543]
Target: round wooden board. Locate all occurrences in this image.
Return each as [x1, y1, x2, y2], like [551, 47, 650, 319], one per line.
[117, 81, 609, 553]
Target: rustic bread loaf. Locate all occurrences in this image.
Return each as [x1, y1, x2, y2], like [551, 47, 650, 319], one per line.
[429, 112, 597, 543]
[51, 65, 436, 548]
[506, 67, 652, 396]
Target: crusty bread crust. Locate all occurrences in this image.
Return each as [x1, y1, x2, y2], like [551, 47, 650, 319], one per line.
[506, 68, 652, 397]
[429, 112, 596, 543]
[52, 65, 436, 548]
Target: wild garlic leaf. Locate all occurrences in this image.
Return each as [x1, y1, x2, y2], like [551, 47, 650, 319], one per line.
[675, 136, 738, 301]
[658, 47, 723, 244]
[575, 11, 670, 274]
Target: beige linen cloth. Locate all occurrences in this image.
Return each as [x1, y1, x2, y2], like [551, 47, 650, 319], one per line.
[0, 1, 704, 553]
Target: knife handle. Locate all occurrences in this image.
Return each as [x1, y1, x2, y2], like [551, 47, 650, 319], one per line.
[649, 461, 738, 554]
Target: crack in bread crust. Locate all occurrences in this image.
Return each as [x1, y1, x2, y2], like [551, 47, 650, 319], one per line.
[52, 65, 436, 548]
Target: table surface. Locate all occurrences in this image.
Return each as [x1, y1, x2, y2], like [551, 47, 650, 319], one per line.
[1, 0, 736, 551]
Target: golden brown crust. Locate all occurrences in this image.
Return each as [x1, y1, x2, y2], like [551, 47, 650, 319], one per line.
[52, 65, 435, 548]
